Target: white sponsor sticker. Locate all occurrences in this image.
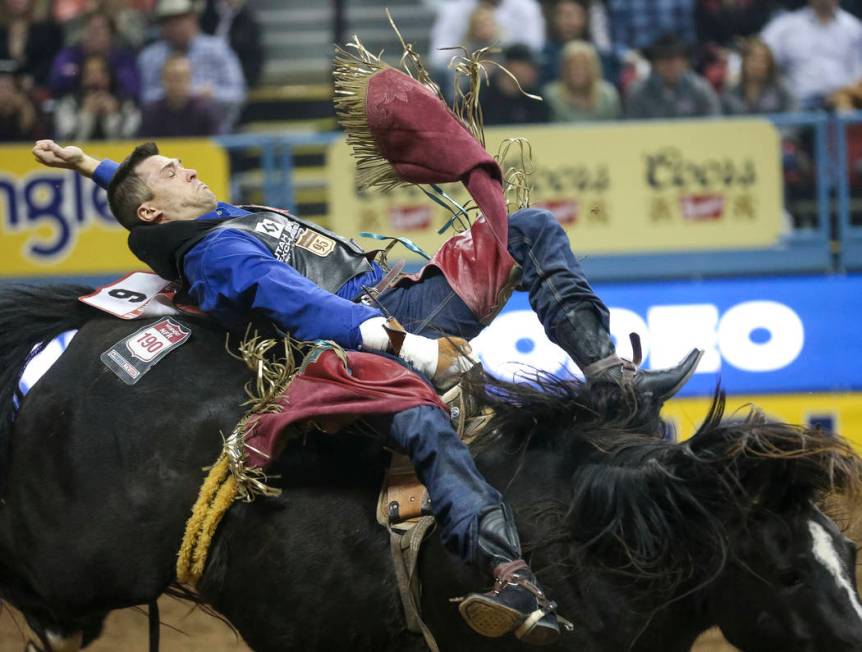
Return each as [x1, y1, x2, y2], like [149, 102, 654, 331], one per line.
[255, 218, 285, 239]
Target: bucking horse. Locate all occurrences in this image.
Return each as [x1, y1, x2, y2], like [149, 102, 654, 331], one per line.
[1, 283, 862, 652]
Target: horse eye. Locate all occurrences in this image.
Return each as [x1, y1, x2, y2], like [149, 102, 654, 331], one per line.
[778, 568, 803, 588]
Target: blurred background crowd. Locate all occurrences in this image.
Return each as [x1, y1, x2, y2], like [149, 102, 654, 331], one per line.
[0, 0, 259, 141]
[3, 0, 862, 144]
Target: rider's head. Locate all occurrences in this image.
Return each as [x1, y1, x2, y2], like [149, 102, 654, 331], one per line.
[107, 142, 218, 229]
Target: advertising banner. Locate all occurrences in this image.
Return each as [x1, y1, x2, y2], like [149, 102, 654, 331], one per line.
[0, 139, 229, 277]
[327, 119, 783, 259]
[470, 274, 861, 397]
[665, 393, 862, 449]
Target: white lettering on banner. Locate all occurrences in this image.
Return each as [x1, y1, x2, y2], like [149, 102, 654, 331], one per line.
[0, 170, 115, 262]
[718, 301, 805, 372]
[607, 308, 650, 363]
[470, 301, 805, 377]
[470, 310, 575, 382]
[648, 305, 721, 372]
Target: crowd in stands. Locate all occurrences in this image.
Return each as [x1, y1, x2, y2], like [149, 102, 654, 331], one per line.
[0, 0, 261, 143]
[6, 0, 862, 144]
[427, 0, 862, 125]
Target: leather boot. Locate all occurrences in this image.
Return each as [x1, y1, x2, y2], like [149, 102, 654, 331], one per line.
[458, 505, 561, 646]
[553, 308, 703, 404]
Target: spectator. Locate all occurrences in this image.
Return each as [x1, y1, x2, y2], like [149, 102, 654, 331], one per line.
[463, 4, 500, 54]
[200, 0, 263, 89]
[138, 0, 246, 133]
[58, 0, 150, 50]
[0, 0, 63, 88]
[694, 42, 731, 94]
[695, 0, 777, 47]
[543, 40, 621, 121]
[762, 0, 862, 110]
[626, 34, 721, 119]
[438, 5, 501, 100]
[0, 60, 43, 142]
[539, 0, 590, 84]
[139, 52, 219, 137]
[49, 11, 140, 100]
[722, 38, 796, 114]
[604, 0, 696, 53]
[480, 43, 550, 124]
[428, 0, 546, 70]
[53, 54, 140, 140]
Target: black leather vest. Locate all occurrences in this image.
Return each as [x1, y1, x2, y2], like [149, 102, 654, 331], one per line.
[215, 208, 375, 294]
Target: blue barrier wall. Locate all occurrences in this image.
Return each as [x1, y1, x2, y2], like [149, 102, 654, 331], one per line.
[470, 274, 861, 398]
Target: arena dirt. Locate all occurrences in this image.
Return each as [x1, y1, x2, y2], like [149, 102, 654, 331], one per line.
[0, 596, 735, 650]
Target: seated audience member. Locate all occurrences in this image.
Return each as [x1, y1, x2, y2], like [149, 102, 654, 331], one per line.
[138, 0, 246, 133]
[539, 0, 590, 84]
[0, 0, 63, 88]
[721, 38, 796, 114]
[626, 34, 721, 119]
[0, 60, 42, 142]
[543, 40, 620, 121]
[439, 5, 500, 101]
[428, 0, 546, 71]
[200, 0, 263, 89]
[762, 0, 862, 110]
[695, 0, 777, 47]
[49, 11, 139, 100]
[139, 53, 219, 137]
[54, 54, 140, 140]
[604, 0, 696, 53]
[481, 43, 550, 125]
[54, 0, 149, 46]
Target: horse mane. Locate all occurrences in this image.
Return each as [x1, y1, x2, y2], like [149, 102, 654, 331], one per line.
[466, 372, 862, 601]
[0, 284, 97, 483]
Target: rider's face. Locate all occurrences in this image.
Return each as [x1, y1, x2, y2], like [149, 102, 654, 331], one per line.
[136, 154, 218, 224]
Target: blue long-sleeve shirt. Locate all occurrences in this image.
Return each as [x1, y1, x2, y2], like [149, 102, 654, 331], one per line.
[94, 160, 383, 347]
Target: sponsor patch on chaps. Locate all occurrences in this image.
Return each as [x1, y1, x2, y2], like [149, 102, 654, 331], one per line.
[101, 318, 191, 385]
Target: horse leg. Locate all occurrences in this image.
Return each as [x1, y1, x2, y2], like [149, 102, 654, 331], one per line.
[23, 631, 82, 652]
[22, 615, 83, 652]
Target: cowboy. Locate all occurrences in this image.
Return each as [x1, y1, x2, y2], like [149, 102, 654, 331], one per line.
[32, 72, 699, 644]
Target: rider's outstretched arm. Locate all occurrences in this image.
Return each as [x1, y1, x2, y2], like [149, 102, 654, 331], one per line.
[32, 140, 102, 178]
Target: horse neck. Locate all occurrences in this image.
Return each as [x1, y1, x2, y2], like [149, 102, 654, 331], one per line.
[481, 440, 724, 651]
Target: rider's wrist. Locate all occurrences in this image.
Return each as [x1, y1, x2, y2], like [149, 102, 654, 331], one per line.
[399, 333, 438, 377]
[77, 155, 99, 178]
[358, 316, 389, 352]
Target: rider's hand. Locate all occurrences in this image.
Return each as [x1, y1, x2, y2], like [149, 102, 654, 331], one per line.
[359, 316, 478, 390]
[430, 335, 478, 391]
[32, 140, 100, 177]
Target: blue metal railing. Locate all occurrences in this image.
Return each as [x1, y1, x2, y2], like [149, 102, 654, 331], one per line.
[833, 111, 862, 271]
[215, 113, 860, 281]
[215, 131, 341, 214]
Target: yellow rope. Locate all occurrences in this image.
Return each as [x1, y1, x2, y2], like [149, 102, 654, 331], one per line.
[176, 454, 238, 587]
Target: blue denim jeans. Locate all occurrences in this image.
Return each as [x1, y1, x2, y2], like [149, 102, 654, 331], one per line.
[378, 207, 610, 342]
[372, 406, 502, 566]
[374, 208, 610, 567]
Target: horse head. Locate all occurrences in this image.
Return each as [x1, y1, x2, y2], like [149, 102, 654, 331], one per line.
[472, 376, 862, 651]
[711, 502, 862, 652]
[683, 398, 862, 652]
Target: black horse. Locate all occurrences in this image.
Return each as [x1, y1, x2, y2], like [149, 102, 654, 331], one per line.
[2, 284, 862, 652]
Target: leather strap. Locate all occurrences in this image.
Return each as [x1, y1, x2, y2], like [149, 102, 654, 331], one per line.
[515, 608, 548, 641]
[390, 517, 440, 652]
[368, 259, 407, 297]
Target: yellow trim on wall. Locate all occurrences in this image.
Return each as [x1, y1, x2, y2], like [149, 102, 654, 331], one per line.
[664, 393, 862, 449]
